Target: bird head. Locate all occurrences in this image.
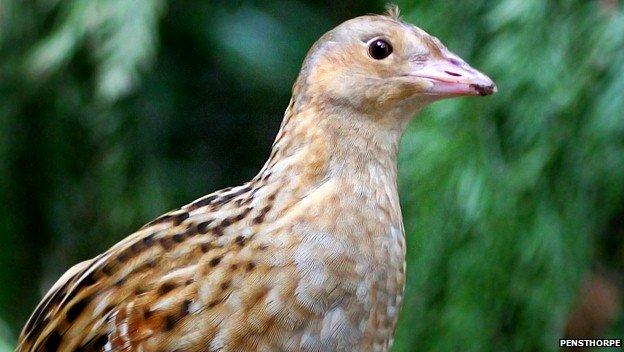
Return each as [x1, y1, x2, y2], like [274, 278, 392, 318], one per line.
[294, 7, 496, 119]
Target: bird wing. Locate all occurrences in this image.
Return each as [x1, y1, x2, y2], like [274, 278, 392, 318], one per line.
[17, 223, 179, 352]
[18, 258, 95, 351]
[17, 184, 261, 352]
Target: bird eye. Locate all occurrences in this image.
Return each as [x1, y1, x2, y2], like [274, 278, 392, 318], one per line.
[368, 39, 393, 60]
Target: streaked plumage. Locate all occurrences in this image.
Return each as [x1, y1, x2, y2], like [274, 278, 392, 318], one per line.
[18, 7, 495, 352]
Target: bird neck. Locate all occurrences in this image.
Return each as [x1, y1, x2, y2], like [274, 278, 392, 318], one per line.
[253, 97, 415, 225]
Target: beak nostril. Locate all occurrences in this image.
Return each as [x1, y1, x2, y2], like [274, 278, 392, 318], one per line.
[444, 70, 462, 77]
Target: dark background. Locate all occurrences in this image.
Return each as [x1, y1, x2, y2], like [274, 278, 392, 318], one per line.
[1, 1, 623, 351]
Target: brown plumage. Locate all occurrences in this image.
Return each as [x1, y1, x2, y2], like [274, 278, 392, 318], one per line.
[17, 7, 495, 352]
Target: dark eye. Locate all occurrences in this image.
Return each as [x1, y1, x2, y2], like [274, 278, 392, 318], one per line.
[368, 39, 393, 60]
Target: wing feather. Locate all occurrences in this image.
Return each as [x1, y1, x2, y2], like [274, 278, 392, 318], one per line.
[17, 184, 257, 352]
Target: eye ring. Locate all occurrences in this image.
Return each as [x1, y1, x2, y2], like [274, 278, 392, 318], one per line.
[368, 39, 393, 60]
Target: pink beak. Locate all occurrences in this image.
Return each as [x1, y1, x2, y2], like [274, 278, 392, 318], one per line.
[412, 55, 497, 97]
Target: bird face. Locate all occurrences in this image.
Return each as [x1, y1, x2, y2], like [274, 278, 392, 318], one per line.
[299, 13, 496, 117]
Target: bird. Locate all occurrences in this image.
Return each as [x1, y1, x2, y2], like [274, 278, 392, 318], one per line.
[17, 6, 495, 352]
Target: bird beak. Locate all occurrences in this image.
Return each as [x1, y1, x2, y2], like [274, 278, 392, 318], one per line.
[410, 54, 497, 97]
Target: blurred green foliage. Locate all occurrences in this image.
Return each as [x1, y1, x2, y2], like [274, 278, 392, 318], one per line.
[0, 0, 623, 351]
